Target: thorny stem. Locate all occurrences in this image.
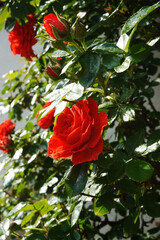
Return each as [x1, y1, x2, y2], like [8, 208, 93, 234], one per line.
[80, 193, 98, 199]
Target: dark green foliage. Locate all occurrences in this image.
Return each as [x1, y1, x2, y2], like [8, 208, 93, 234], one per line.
[0, 0, 160, 239]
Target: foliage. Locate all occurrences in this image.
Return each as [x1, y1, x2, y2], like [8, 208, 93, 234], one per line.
[0, 0, 160, 239]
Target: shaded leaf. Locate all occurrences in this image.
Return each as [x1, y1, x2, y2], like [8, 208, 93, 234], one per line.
[93, 43, 124, 54]
[71, 201, 83, 227]
[126, 159, 154, 183]
[78, 52, 101, 88]
[65, 163, 88, 197]
[122, 1, 160, 33]
[94, 193, 114, 215]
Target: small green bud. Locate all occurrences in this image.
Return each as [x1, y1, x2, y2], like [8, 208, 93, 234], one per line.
[71, 18, 86, 42]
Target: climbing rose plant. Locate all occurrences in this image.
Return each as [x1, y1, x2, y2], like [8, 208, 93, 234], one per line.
[0, 0, 160, 239]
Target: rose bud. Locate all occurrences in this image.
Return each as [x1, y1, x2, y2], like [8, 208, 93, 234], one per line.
[46, 64, 61, 80]
[71, 18, 86, 42]
[36, 102, 55, 129]
[43, 13, 70, 40]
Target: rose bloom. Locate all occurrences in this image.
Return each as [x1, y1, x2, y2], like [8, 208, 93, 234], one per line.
[43, 13, 69, 40]
[8, 14, 37, 61]
[36, 102, 55, 129]
[47, 98, 108, 165]
[0, 119, 15, 153]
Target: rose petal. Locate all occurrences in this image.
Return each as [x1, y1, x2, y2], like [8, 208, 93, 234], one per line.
[89, 111, 108, 148]
[87, 98, 98, 123]
[72, 138, 103, 165]
[47, 136, 73, 159]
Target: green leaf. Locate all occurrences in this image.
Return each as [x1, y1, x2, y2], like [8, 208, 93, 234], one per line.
[92, 43, 124, 54]
[124, 215, 139, 237]
[5, 17, 16, 32]
[114, 56, 131, 73]
[116, 179, 139, 194]
[61, 56, 78, 74]
[52, 50, 69, 58]
[8, 203, 26, 217]
[117, 33, 129, 51]
[139, 192, 160, 217]
[40, 204, 54, 216]
[108, 152, 125, 182]
[21, 210, 37, 227]
[25, 122, 34, 131]
[3, 170, 15, 190]
[65, 163, 88, 197]
[120, 88, 134, 103]
[71, 201, 83, 227]
[16, 204, 34, 214]
[33, 199, 48, 211]
[42, 83, 84, 117]
[102, 53, 122, 69]
[135, 130, 160, 156]
[126, 159, 154, 183]
[122, 1, 160, 34]
[129, 42, 150, 63]
[48, 220, 70, 239]
[0, 6, 10, 30]
[78, 52, 101, 88]
[94, 193, 114, 216]
[25, 233, 46, 240]
[120, 104, 135, 122]
[125, 129, 145, 155]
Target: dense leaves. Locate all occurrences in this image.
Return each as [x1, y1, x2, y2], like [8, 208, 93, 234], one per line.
[0, 0, 160, 239]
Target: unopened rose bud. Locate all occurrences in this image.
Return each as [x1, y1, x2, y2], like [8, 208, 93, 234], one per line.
[71, 18, 86, 42]
[46, 64, 61, 80]
[43, 13, 70, 40]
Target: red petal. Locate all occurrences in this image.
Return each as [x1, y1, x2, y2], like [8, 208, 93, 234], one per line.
[72, 138, 103, 165]
[47, 136, 73, 159]
[89, 111, 108, 148]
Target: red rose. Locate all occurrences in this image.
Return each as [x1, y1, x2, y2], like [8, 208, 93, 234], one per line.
[0, 119, 15, 153]
[36, 102, 55, 129]
[8, 14, 37, 61]
[43, 14, 69, 40]
[47, 98, 108, 165]
[46, 64, 61, 80]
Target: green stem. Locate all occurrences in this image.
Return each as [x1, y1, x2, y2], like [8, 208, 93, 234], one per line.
[66, 49, 76, 57]
[22, 227, 46, 231]
[85, 87, 104, 95]
[72, 40, 84, 53]
[81, 40, 88, 51]
[104, 72, 112, 91]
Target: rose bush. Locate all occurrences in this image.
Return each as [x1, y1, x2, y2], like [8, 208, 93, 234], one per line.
[0, 1, 160, 239]
[0, 119, 15, 153]
[8, 14, 37, 61]
[47, 98, 108, 165]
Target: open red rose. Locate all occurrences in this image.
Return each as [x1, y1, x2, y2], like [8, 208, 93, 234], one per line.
[36, 102, 55, 129]
[43, 14, 69, 40]
[0, 119, 15, 153]
[8, 14, 37, 61]
[47, 98, 108, 165]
